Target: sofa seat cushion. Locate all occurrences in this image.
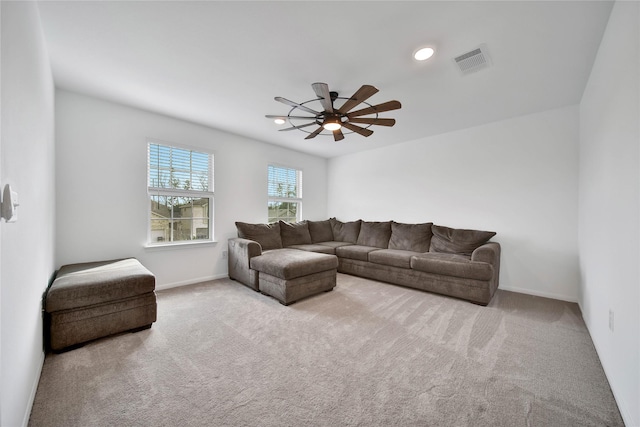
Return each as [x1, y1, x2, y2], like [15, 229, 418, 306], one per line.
[250, 249, 338, 280]
[46, 258, 156, 312]
[368, 249, 423, 269]
[336, 245, 380, 261]
[316, 241, 354, 249]
[410, 253, 493, 281]
[287, 244, 336, 255]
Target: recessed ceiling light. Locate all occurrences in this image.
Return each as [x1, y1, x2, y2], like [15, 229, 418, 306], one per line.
[414, 47, 435, 61]
[274, 118, 286, 125]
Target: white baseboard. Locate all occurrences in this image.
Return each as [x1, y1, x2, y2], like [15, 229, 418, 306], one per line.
[22, 351, 45, 427]
[155, 274, 229, 291]
[498, 285, 578, 303]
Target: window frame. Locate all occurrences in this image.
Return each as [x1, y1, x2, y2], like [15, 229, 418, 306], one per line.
[147, 140, 215, 247]
[267, 163, 303, 223]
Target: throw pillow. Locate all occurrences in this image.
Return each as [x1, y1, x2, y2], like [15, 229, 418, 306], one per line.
[308, 219, 334, 243]
[388, 222, 433, 252]
[279, 220, 312, 247]
[430, 224, 496, 256]
[235, 222, 283, 250]
[329, 218, 362, 243]
[356, 221, 392, 248]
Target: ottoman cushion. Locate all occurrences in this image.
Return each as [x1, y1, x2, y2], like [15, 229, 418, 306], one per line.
[250, 249, 338, 280]
[46, 258, 156, 312]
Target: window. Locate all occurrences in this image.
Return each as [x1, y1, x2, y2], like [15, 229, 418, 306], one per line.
[148, 141, 214, 244]
[268, 164, 302, 223]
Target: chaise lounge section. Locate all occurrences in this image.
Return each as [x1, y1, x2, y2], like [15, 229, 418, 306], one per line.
[229, 218, 500, 306]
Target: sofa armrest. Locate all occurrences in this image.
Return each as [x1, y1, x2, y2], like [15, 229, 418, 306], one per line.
[471, 242, 501, 297]
[471, 242, 500, 265]
[228, 238, 262, 290]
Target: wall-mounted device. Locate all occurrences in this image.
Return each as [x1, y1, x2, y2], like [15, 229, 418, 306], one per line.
[1, 184, 19, 222]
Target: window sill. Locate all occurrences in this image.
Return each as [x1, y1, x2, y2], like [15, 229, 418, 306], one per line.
[145, 240, 217, 250]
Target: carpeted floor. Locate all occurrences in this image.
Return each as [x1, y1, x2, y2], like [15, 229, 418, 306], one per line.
[29, 274, 623, 426]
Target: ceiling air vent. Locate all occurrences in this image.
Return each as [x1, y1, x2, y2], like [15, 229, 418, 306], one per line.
[453, 44, 491, 75]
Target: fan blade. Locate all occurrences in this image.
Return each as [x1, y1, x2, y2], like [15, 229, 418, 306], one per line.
[333, 129, 344, 141]
[347, 100, 402, 118]
[305, 126, 324, 140]
[279, 122, 317, 131]
[311, 82, 333, 113]
[275, 97, 321, 115]
[347, 117, 396, 127]
[341, 122, 374, 137]
[336, 85, 379, 114]
[266, 115, 317, 120]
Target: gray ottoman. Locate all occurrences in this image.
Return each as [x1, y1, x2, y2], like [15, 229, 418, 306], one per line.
[250, 249, 338, 305]
[45, 258, 157, 352]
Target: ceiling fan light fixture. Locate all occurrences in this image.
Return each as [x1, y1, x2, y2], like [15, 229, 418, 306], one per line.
[414, 46, 435, 61]
[322, 117, 342, 131]
[273, 118, 286, 125]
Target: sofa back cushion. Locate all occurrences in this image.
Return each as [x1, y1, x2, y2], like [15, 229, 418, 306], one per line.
[329, 218, 362, 243]
[356, 221, 392, 248]
[388, 222, 433, 252]
[279, 220, 312, 247]
[308, 219, 334, 243]
[235, 222, 283, 250]
[430, 224, 496, 256]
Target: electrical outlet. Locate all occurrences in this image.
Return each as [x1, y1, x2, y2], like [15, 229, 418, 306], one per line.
[609, 309, 614, 332]
[222, 250, 228, 259]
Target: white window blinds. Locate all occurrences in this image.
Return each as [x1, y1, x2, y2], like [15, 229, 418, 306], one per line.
[148, 143, 212, 192]
[268, 164, 302, 223]
[268, 165, 301, 199]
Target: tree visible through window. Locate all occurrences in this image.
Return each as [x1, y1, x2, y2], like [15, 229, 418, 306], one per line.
[268, 165, 302, 223]
[148, 142, 214, 244]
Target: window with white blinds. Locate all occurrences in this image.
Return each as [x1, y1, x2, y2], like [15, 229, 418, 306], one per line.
[268, 164, 302, 223]
[147, 141, 214, 244]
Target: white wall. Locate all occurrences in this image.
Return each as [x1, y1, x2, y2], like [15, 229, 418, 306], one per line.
[578, 1, 639, 425]
[1, 2, 56, 426]
[328, 105, 580, 301]
[55, 90, 327, 289]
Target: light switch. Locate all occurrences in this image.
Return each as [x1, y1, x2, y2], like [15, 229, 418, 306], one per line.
[1, 184, 19, 222]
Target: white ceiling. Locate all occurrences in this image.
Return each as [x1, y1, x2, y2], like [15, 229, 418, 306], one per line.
[36, 1, 614, 158]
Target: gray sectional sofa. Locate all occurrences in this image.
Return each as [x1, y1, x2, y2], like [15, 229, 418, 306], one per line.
[228, 218, 500, 306]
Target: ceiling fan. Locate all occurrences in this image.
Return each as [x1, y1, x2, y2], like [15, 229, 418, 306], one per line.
[266, 82, 402, 141]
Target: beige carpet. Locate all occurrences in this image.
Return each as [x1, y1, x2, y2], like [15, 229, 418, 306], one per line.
[29, 274, 623, 426]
